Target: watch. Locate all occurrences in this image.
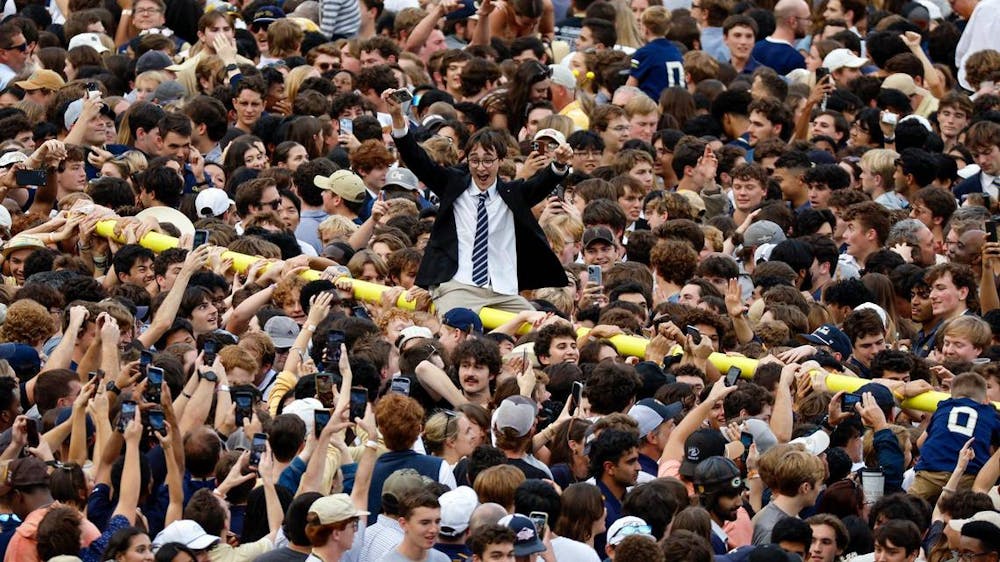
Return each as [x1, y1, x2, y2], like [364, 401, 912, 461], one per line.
[225, 63, 239, 72]
[105, 381, 120, 394]
[200, 370, 218, 383]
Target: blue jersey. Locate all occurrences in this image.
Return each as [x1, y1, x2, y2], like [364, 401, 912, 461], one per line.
[630, 38, 686, 102]
[915, 397, 1000, 473]
[750, 38, 806, 76]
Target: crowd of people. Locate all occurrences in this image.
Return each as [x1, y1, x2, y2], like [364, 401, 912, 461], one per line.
[0, 0, 998, 560]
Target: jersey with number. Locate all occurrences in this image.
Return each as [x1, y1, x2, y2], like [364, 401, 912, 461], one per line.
[914, 397, 1000, 473]
[629, 38, 685, 102]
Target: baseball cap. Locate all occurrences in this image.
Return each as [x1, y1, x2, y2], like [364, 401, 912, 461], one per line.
[68, 32, 109, 53]
[442, 307, 483, 334]
[743, 220, 786, 247]
[499, 514, 546, 556]
[15, 69, 64, 92]
[857, 382, 896, 413]
[253, 5, 285, 23]
[383, 468, 432, 504]
[309, 493, 368, 525]
[195, 188, 235, 218]
[679, 428, 727, 479]
[264, 315, 299, 349]
[153, 81, 186, 104]
[854, 302, 888, 329]
[439, 486, 479, 537]
[693, 456, 743, 493]
[494, 396, 537, 437]
[743, 419, 778, 454]
[882, 73, 919, 97]
[281, 397, 323, 435]
[136, 50, 174, 74]
[314, 170, 367, 203]
[549, 64, 576, 89]
[384, 167, 419, 191]
[0, 456, 49, 495]
[64, 98, 116, 131]
[152, 520, 220, 551]
[606, 516, 654, 546]
[0, 151, 27, 168]
[951, 510, 1000, 533]
[0, 343, 40, 379]
[395, 325, 433, 349]
[799, 324, 852, 360]
[2, 235, 45, 258]
[821, 48, 867, 71]
[582, 226, 615, 248]
[790, 428, 830, 455]
[533, 128, 566, 145]
[445, 0, 476, 20]
[628, 398, 681, 438]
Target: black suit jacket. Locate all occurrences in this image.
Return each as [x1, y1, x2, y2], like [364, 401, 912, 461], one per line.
[395, 129, 570, 291]
[954, 172, 983, 201]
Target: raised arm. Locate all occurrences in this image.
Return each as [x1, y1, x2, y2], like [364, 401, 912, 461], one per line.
[112, 414, 143, 524]
[156, 421, 185, 527]
[661, 378, 738, 466]
[139, 245, 213, 348]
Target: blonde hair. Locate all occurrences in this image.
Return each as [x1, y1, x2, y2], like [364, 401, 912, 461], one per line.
[318, 215, 359, 245]
[942, 315, 992, 350]
[285, 65, 318, 106]
[536, 114, 575, 138]
[623, 93, 659, 119]
[542, 213, 584, 255]
[532, 286, 575, 316]
[420, 137, 461, 166]
[612, 0, 645, 48]
[758, 443, 826, 496]
[860, 148, 899, 187]
[135, 70, 170, 89]
[641, 5, 671, 36]
[219, 345, 260, 384]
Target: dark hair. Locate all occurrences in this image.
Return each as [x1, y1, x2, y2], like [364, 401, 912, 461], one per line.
[773, 516, 813, 547]
[452, 337, 502, 376]
[823, 278, 876, 308]
[101, 527, 148, 562]
[584, 362, 641, 416]
[139, 166, 184, 208]
[469, 524, 516, 557]
[588, 428, 639, 479]
[184, 488, 228, 537]
[874, 520, 921, 555]
[514, 479, 561, 523]
[36, 506, 82, 561]
[622, 480, 679, 539]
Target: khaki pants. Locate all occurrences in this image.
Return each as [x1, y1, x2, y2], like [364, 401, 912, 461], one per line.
[431, 280, 534, 316]
[910, 470, 977, 504]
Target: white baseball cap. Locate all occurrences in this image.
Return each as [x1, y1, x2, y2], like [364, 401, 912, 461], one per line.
[68, 32, 110, 53]
[195, 188, 235, 219]
[821, 48, 867, 71]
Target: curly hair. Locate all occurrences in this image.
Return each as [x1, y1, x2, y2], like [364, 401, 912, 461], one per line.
[272, 276, 308, 310]
[375, 393, 425, 451]
[650, 240, 698, 286]
[0, 299, 55, 347]
[349, 139, 395, 173]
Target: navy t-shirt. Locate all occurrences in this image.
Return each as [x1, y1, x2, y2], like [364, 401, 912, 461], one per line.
[630, 38, 686, 102]
[750, 38, 806, 75]
[915, 397, 1000, 473]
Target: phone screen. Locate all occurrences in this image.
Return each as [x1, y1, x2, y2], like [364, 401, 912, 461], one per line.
[15, 169, 46, 187]
[571, 381, 584, 414]
[529, 512, 548, 536]
[148, 408, 166, 435]
[725, 367, 741, 387]
[193, 229, 209, 248]
[145, 367, 163, 403]
[250, 433, 267, 468]
[314, 409, 331, 438]
[740, 431, 753, 450]
[841, 393, 861, 413]
[234, 391, 253, 427]
[203, 340, 217, 364]
[349, 387, 367, 422]
[25, 419, 39, 448]
[316, 373, 333, 396]
[339, 118, 353, 136]
[686, 325, 702, 345]
[325, 331, 345, 369]
[389, 376, 411, 396]
[119, 401, 137, 432]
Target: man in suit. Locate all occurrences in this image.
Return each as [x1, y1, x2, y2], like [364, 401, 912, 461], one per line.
[382, 89, 571, 315]
[954, 120, 1000, 203]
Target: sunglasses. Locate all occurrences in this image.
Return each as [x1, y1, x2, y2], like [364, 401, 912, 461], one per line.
[3, 42, 27, 52]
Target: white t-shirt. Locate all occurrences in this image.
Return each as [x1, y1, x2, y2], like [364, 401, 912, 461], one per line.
[550, 537, 601, 562]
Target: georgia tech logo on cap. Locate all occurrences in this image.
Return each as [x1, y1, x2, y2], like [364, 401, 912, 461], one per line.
[687, 446, 700, 460]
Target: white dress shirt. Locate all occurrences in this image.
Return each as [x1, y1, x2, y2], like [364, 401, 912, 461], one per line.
[980, 170, 999, 199]
[452, 181, 519, 295]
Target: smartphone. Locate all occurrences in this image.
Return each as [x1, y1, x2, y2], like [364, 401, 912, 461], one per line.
[324, 330, 345, 371]
[119, 400, 137, 432]
[529, 511, 548, 536]
[553, 185, 565, 201]
[349, 386, 367, 422]
[140, 350, 153, 376]
[988, 220, 998, 244]
[724, 366, 741, 387]
[389, 375, 411, 396]
[841, 393, 862, 413]
[249, 432, 267, 469]
[882, 112, 898, 126]
[25, 418, 39, 448]
[815, 67, 830, 82]
[315, 372, 333, 398]
[570, 381, 584, 415]
[148, 407, 166, 436]
[193, 229, 209, 248]
[15, 169, 46, 187]
[234, 389, 254, 427]
[314, 409, 331, 438]
[203, 340, 217, 366]
[390, 89, 413, 103]
[352, 305, 371, 321]
[87, 82, 100, 100]
[740, 431, 753, 451]
[339, 117, 353, 136]
[88, 370, 103, 386]
[587, 264, 602, 287]
[145, 366, 164, 403]
[531, 141, 541, 154]
[685, 325, 702, 345]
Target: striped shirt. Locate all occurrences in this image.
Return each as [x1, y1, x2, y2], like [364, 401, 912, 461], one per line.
[320, 0, 361, 38]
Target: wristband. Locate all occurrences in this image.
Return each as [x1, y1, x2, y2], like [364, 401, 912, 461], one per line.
[305, 324, 316, 332]
[217, 384, 230, 393]
[225, 63, 239, 72]
[121, 8, 132, 14]
[365, 440, 379, 449]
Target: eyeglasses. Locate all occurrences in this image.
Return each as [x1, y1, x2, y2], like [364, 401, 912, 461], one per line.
[2, 42, 27, 52]
[609, 125, 630, 133]
[317, 62, 340, 71]
[260, 199, 281, 210]
[468, 158, 498, 168]
[958, 552, 993, 561]
[134, 6, 163, 14]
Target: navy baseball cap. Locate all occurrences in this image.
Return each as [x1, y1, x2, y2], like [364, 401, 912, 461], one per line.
[442, 308, 483, 334]
[499, 514, 545, 556]
[799, 324, 852, 360]
[857, 382, 896, 413]
[0, 343, 40, 379]
[680, 428, 727, 479]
